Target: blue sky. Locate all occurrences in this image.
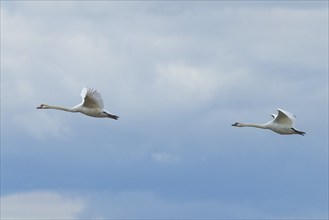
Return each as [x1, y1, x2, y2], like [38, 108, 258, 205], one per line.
[1, 1, 328, 219]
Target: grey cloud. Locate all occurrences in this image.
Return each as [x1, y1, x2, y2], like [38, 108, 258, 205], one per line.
[1, 2, 328, 219]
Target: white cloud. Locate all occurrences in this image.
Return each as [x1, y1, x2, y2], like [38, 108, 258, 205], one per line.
[1, 2, 327, 219]
[2, 3, 327, 119]
[152, 152, 179, 163]
[1, 0, 326, 155]
[155, 63, 218, 99]
[13, 111, 72, 140]
[80, 190, 264, 218]
[0, 191, 86, 219]
[80, 190, 327, 219]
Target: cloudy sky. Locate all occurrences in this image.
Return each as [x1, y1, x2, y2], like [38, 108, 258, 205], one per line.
[1, 1, 328, 219]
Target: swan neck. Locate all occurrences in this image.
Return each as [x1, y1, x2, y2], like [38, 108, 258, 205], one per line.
[240, 123, 267, 129]
[47, 105, 76, 112]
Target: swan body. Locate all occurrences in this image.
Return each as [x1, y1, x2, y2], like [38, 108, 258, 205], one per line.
[232, 109, 305, 135]
[37, 86, 119, 120]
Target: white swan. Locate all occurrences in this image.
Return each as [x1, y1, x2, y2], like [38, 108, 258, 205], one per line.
[37, 86, 119, 120]
[232, 109, 305, 135]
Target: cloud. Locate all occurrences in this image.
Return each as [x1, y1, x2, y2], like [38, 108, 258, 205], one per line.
[79, 190, 327, 219]
[1, 2, 328, 220]
[0, 191, 86, 219]
[154, 63, 219, 102]
[152, 152, 179, 163]
[2, 2, 327, 122]
[2, 189, 324, 219]
[79, 190, 265, 219]
[13, 111, 72, 140]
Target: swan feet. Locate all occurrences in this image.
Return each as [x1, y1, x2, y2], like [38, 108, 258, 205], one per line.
[103, 111, 119, 120]
[291, 128, 305, 136]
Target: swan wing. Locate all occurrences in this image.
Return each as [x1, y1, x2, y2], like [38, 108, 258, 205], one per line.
[80, 86, 104, 109]
[273, 109, 295, 127]
[278, 109, 296, 121]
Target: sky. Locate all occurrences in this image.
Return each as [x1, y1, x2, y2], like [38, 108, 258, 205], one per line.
[1, 1, 328, 219]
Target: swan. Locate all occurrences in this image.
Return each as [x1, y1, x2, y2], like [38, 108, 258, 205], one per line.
[37, 86, 119, 119]
[232, 109, 305, 135]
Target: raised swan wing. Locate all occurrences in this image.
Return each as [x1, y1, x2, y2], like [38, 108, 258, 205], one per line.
[272, 109, 295, 127]
[80, 86, 104, 109]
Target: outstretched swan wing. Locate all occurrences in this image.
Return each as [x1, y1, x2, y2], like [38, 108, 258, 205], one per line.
[273, 109, 295, 127]
[80, 86, 104, 109]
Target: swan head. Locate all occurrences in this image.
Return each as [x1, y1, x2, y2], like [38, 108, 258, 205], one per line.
[232, 122, 243, 127]
[37, 104, 49, 109]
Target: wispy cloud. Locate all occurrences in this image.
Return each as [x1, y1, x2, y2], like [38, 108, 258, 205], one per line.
[152, 152, 179, 163]
[1, 191, 86, 219]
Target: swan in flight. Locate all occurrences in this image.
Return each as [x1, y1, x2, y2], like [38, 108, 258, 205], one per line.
[37, 86, 119, 120]
[232, 109, 305, 135]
